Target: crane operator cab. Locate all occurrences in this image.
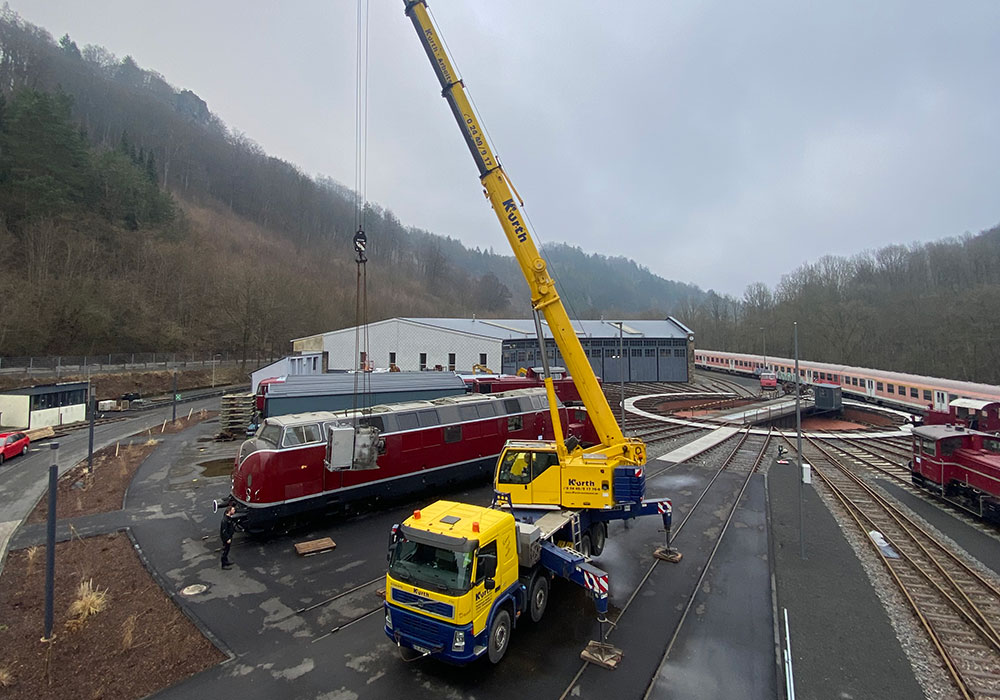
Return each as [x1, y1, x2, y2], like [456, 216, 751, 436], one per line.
[495, 440, 622, 509]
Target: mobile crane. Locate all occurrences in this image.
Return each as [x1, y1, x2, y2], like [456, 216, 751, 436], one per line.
[384, 1, 677, 667]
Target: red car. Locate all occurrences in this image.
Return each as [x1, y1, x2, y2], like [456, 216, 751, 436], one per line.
[0, 431, 30, 464]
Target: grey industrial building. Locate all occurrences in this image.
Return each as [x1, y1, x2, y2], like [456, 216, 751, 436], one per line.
[293, 317, 694, 383]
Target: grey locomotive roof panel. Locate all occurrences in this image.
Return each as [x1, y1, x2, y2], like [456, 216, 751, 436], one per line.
[265, 371, 467, 399]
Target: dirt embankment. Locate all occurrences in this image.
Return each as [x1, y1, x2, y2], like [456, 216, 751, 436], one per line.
[0, 367, 248, 402]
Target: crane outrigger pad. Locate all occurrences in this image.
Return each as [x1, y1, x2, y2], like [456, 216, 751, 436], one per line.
[654, 546, 683, 563]
[581, 640, 623, 669]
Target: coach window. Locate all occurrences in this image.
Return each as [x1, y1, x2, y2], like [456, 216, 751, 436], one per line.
[910, 388, 919, 398]
[886, 384, 893, 393]
[923, 390, 932, 401]
[898, 385, 906, 395]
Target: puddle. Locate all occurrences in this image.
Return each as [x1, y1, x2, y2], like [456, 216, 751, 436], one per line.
[198, 458, 235, 478]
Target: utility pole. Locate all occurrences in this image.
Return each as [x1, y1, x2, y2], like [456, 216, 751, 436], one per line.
[87, 381, 95, 474]
[618, 322, 625, 428]
[43, 442, 59, 642]
[794, 322, 804, 559]
[761, 326, 767, 370]
[172, 371, 177, 422]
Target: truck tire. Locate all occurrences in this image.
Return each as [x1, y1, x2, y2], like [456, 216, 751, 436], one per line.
[580, 533, 592, 557]
[589, 523, 607, 556]
[528, 573, 549, 623]
[488, 608, 512, 664]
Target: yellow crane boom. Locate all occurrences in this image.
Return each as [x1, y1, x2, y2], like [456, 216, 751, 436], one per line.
[404, 1, 645, 505]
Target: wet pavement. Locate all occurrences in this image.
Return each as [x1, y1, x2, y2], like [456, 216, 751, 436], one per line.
[11, 396, 990, 699]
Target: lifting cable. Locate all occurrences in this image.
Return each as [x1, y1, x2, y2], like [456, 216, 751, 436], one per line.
[351, 0, 372, 421]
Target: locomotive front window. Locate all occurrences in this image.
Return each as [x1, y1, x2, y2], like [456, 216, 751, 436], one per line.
[920, 439, 936, 457]
[259, 424, 282, 447]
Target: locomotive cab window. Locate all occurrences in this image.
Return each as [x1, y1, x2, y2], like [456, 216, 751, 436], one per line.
[920, 439, 936, 457]
[984, 438, 1000, 454]
[940, 437, 963, 456]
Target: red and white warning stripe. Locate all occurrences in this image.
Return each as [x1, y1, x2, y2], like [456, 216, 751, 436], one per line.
[634, 467, 644, 478]
[582, 571, 610, 596]
[657, 500, 671, 515]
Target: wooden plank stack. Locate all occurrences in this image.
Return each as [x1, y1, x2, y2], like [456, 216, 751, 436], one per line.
[219, 392, 255, 438]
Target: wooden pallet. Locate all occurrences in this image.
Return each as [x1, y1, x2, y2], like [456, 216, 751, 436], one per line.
[294, 537, 336, 556]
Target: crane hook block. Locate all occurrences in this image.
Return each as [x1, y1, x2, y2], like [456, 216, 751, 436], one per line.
[353, 229, 368, 263]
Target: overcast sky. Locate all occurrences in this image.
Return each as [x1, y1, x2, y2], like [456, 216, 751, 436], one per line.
[15, 1, 1000, 296]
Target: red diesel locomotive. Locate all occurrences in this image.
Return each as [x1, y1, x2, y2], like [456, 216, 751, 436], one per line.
[230, 388, 597, 530]
[910, 424, 1000, 523]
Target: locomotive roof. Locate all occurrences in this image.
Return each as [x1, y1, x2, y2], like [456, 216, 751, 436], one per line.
[265, 371, 467, 399]
[912, 424, 993, 441]
[263, 388, 551, 427]
[950, 398, 998, 410]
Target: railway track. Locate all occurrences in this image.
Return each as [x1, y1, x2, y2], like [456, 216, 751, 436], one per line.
[785, 435, 1000, 700]
[557, 428, 772, 698]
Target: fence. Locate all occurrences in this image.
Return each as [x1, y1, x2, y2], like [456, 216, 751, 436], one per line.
[0, 351, 273, 378]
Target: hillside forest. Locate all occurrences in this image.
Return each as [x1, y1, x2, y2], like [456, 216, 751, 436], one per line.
[0, 9, 997, 384]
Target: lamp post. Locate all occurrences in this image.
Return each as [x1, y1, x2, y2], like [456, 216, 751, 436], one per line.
[212, 353, 222, 388]
[760, 326, 767, 371]
[794, 322, 804, 559]
[618, 322, 625, 428]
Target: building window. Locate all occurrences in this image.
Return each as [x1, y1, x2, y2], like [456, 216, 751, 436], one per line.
[644, 349, 656, 357]
[389, 352, 396, 365]
[631, 348, 641, 357]
[419, 353, 427, 371]
[479, 353, 487, 365]
[674, 348, 685, 357]
[448, 353, 456, 371]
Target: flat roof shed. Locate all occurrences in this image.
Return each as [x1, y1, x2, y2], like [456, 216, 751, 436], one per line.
[0, 381, 89, 429]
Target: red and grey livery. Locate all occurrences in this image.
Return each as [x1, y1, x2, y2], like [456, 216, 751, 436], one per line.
[230, 388, 598, 531]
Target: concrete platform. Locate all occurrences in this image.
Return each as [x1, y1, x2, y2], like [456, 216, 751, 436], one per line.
[718, 397, 814, 425]
[656, 426, 741, 462]
[769, 459, 923, 699]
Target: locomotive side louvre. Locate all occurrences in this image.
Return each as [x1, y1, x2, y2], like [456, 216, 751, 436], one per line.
[229, 388, 596, 530]
[696, 349, 1000, 413]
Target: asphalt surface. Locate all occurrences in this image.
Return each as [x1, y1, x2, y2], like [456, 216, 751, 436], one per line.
[14, 383, 992, 699]
[0, 397, 219, 573]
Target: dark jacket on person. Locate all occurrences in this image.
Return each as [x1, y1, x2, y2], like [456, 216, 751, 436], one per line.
[220, 514, 236, 543]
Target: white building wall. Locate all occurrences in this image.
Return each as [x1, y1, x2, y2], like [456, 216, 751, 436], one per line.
[322, 320, 502, 372]
[0, 395, 29, 428]
[29, 403, 85, 429]
[251, 358, 289, 394]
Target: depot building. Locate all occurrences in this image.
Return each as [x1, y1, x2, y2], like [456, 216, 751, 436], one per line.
[292, 317, 694, 383]
[0, 381, 89, 429]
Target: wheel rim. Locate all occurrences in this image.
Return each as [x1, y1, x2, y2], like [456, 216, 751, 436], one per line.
[534, 587, 546, 610]
[494, 622, 507, 650]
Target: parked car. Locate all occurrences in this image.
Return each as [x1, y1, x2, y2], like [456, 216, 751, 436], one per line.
[0, 431, 30, 464]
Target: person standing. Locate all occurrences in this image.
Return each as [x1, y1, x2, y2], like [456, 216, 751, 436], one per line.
[220, 505, 236, 569]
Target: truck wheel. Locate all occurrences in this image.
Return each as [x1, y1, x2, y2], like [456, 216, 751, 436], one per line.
[488, 609, 512, 664]
[528, 573, 549, 623]
[580, 533, 592, 557]
[589, 523, 607, 556]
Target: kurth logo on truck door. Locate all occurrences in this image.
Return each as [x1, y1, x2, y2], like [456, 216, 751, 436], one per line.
[502, 200, 528, 243]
